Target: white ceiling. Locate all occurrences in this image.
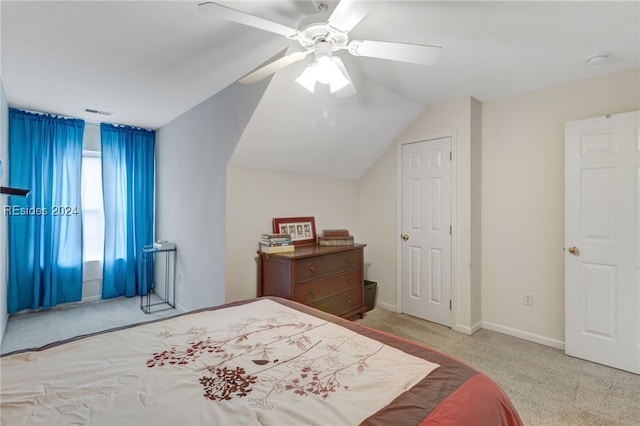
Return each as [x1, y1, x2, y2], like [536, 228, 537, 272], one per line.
[2, 1, 639, 179]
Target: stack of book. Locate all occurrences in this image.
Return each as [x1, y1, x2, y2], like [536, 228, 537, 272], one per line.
[259, 233, 294, 254]
[318, 229, 354, 246]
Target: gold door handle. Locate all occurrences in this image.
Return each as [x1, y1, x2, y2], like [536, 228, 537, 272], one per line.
[568, 246, 580, 255]
[401, 234, 409, 241]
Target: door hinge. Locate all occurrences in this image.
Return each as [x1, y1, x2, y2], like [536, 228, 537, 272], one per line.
[449, 225, 452, 235]
[449, 300, 452, 310]
[449, 151, 452, 161]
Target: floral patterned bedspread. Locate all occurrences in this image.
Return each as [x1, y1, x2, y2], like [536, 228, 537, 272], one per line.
[1, 299, 439, 425]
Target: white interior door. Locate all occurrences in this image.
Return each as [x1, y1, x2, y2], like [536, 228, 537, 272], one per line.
[401, 138, 452, 326]
[565, 111, 640, 374]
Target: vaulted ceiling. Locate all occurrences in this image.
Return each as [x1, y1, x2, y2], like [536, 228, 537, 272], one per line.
[2, 1, 638, 179]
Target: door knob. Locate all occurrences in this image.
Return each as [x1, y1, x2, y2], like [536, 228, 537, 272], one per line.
[568, 246, 580, 255]
[401, 234, 409, 241]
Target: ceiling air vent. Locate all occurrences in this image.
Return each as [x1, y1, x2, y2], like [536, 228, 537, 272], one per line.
[84, 108, 112, 116]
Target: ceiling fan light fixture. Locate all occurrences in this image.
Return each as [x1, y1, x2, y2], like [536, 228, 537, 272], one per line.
[295, 63, 318, 93]
[296, 50, 350, 94]
[330, 56, 354, 95]
[315, 55, 334, 85]
[316, 55, 349, 92]
[329, 76, 349, 93]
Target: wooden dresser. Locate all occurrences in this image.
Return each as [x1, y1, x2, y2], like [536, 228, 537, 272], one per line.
[257, 244, 366, 319]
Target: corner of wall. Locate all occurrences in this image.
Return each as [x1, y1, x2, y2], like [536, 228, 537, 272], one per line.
[0, 80, 9, 347]
[155, 78, 271, 312]
[470, 97, 483, 327]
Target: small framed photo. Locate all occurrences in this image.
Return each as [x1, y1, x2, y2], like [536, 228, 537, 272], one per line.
[272, 216, 317, 246]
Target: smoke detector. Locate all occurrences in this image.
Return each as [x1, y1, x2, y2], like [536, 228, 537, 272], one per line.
[585, 53, 609, 66]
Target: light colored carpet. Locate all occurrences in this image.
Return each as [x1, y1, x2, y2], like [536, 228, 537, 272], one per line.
[1, 295, 180, 354]
[357, 308, 640, 426]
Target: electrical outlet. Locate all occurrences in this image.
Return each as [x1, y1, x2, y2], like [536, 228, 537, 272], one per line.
[523, 292, 534, 307]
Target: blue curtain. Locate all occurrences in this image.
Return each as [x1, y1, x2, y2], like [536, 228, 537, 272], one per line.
[7, 108, 84, 313]
[100, 123, 155, 299]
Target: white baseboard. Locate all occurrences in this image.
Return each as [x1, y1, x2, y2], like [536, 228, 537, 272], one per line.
[371, 305, 563, 350]
[453, 320, 483, 335]
[0, 311, 8, 349]
[482, 321, 565, 350]
[81, 295, 101, 303]
[374, 301, 396, 312]
[175, 303, 189, 314]
[471, 320, 483, 334]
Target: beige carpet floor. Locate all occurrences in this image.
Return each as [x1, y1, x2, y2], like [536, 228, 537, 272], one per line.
[357, 308, 640, 426]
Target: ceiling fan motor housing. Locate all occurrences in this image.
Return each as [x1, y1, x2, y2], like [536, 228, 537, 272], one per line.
[297, 13, 348, 51]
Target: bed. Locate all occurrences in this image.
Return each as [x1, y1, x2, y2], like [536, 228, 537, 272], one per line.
[1, 297, 522, 425]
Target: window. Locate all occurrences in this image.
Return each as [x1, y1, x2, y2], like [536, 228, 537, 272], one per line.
[81, 150, 104, 262]
[81, 123, 104, 265]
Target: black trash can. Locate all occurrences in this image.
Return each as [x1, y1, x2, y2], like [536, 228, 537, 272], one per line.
[364, 280, 377, 312]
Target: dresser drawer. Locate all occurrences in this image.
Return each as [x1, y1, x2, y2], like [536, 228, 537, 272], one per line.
[293, 271, 361, 305]
[258, 244, 367, 319]
[310, 288, 362, 317]
[295, 250, 361, 283]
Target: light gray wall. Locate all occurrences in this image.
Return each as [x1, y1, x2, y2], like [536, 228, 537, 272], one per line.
[155, 80, 269, 312]
[0, 81, 9, 345]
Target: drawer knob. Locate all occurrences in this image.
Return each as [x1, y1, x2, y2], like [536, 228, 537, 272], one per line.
[309, 266, 315, 272]
[347, 299, 352, 305]
[309, 289, 315, 295]
[346, 258, 353, 263]
[347, 279, 352, 284]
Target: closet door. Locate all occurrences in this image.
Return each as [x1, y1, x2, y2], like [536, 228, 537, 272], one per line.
[564, 111, 639, 374]
[401, 137, 452, 327]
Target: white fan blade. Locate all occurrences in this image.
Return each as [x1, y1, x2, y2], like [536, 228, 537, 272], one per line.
[239, 51, 310, 84]
[328, 0, 380, 33]
[348, 40, 442, 66]
[198, 2, 299, 38]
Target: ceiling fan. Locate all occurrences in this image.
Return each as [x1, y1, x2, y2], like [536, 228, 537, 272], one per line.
[198, 1, 442, 96]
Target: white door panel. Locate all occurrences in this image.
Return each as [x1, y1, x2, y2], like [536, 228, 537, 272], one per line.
[402, 138, 452, 326]
[565, 111, 640, 374]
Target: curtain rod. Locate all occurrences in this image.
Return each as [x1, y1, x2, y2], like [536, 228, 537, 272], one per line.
[10, 109, 153, 131]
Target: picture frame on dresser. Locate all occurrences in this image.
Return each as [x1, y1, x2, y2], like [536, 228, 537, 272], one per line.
[272, 216, 316, 246]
